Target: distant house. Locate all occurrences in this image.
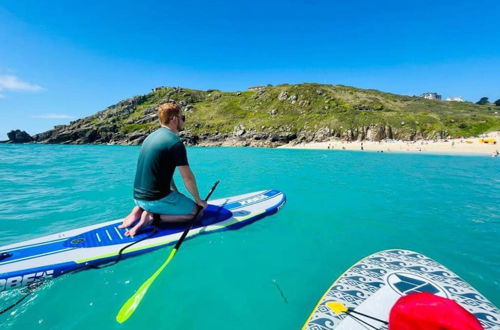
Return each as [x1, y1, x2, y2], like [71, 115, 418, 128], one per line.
[152, 86, 167, 92]
[445, 97, 464, 102]
[421, 92, 442, 100]
[248, 85, 266, 91]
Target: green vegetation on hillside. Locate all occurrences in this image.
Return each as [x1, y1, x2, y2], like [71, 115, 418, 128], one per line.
[37, 83, 500, 144]
[179, 83, 499, 138]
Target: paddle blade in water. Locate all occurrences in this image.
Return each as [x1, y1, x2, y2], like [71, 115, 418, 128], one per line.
[116, 248, 178, 323]
[116, 281, 151, 323]
[327, 301, 348, 314]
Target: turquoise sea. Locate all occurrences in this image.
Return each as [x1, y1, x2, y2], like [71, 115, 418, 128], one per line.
[0, 144, 499, 329]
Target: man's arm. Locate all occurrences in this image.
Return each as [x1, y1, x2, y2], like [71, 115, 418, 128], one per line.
[170, 179, 179, 193]
[178, 165, 207, 208]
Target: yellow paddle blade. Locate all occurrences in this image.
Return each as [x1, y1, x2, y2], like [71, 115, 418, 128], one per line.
[116, 248, 178, 323]
[326, 301, 348, 314]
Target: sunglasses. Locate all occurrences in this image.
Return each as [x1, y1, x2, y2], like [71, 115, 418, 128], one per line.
[179, 114, 186, 121]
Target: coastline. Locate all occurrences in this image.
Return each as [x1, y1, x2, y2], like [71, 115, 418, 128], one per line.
[3, 131, 500, 157]
[278, 132, 500, 156]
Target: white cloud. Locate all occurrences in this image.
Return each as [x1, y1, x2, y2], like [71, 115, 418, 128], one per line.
[32, 113, 74, 119]
[0, 75, 44, 93]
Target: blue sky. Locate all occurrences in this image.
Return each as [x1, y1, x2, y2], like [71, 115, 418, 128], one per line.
[1, 0, 499, 139]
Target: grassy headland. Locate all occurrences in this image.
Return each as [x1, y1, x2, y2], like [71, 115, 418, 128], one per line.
[33, 83, 500, 146]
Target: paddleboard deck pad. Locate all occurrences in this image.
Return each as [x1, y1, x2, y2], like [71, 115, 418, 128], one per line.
[0, 189, 285, 292]
[303, 249, 500, 329]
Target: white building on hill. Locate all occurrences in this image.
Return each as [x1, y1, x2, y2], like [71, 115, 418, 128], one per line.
[421, 92, 442, 100]
[248, 85, 266, 91]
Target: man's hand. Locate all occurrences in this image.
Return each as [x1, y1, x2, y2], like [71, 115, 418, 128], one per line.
[196, 200, 208, 209]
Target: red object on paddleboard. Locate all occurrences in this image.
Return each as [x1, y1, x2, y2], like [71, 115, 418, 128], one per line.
[389, 292, 483, 330]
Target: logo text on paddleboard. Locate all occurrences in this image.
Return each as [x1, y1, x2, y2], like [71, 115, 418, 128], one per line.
[71, 238, 85, 244]
[0, 270, 54, 291]
[240, 195, 266, 206]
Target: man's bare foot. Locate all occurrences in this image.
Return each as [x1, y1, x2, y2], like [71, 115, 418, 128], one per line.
[119, 214, 138, 229]
[125, 211, 153, 237]
[119, 206, 143, 229]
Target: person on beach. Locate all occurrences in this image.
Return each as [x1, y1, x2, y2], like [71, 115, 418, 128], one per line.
[120, 102, 207, 237]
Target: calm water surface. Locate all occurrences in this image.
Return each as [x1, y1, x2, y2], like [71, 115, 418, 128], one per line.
[0, 144, 499, 329]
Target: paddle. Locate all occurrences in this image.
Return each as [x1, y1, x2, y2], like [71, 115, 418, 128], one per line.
[326, 301, 388, 327]
[116, 181, 220, 323]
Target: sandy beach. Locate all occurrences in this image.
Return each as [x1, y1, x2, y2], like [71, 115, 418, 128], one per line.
[279, 131, 500, 156]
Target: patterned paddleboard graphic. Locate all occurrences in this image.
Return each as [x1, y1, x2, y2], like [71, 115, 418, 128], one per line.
[303, 249, 500, 329]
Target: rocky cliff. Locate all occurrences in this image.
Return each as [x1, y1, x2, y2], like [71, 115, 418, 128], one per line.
[32, 83, 500, 146]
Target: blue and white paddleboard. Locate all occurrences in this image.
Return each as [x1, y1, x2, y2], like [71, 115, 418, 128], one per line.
[302, 249, 500, 330]
[0, 189, 285, 292]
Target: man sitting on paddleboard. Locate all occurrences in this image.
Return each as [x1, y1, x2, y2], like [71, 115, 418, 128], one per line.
[120, 102, 207, 237]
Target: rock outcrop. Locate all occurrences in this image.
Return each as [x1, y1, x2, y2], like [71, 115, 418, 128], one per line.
[2, 130, 34, 143]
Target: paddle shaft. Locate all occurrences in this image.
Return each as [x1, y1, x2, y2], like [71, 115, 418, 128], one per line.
[174, 180, 219, 250]
[346, 312, 379, 330]
[327, 301, 388, 327]
[347, 308, 388, 325]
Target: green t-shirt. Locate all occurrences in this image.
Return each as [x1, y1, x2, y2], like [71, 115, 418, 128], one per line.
[133, 127, 188, 201]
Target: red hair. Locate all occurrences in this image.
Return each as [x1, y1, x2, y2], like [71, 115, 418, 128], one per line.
[158, 103, 181, 125]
